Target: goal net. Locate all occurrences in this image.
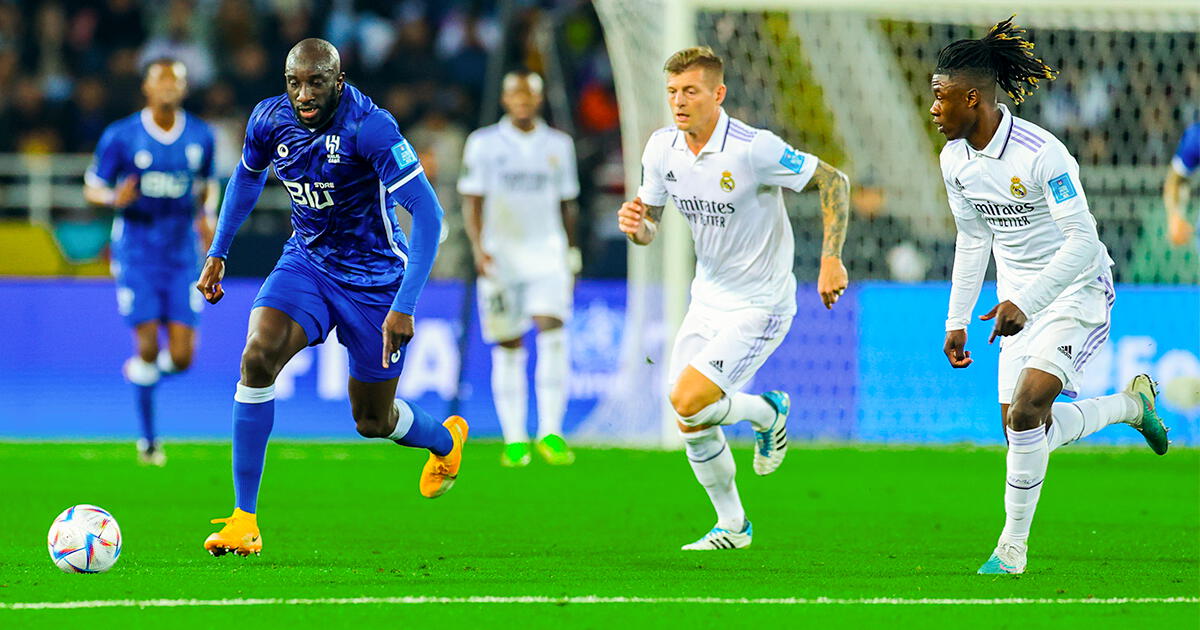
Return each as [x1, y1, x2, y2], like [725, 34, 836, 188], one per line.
[583, 0, 1200, 446]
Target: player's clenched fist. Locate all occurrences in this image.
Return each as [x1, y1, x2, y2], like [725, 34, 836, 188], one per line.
[196, 256, 226, 304]
[618, 196, 655, 245]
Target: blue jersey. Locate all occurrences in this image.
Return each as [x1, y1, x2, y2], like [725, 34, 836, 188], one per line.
[240, 84, 421, 287]
[87, 109, 215, 269]
[1172, 122, 1200, 178]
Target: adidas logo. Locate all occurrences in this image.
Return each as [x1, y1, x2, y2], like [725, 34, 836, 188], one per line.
[665, 170, 677, 182]
[709, 359, 724, 373]
[1058, 345, 1072, 359]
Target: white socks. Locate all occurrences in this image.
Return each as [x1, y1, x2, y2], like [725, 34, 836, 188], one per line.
[726, 393, 777, 431]
[156, 349, 181, 374]
[681, 426, 745, 532]
[535, 328, 568, 438]
[1001, 426, 1048, 546]
[124, 357, 160, 386]
[1047, 394, 1141, 452]
[388, 400, 416, 440]
[491, 346, 529, 444]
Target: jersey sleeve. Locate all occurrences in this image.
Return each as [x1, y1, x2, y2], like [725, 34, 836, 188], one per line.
[1171, 123, 1200, 177]
[1033, 142, 1090, 221]
[357, 109, 423, 194]
[748, 130, 819, 192]
[942, 153, 993, 331]
[86, 124, 125, 188]
[558, 135, 580, 201]
[239, 100, 273, 173]
[456, 131, 487, 196]
[635, 135, 669, 206]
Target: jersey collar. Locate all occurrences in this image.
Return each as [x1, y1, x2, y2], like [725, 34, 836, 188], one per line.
[140, 108, 186, 145]
[500, 115, 546, 141]
[966, 103, 1013, 160]
[671, 108, 731, 155]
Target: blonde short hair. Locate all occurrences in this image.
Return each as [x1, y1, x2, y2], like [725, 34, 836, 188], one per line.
[663, 46, 724, 83]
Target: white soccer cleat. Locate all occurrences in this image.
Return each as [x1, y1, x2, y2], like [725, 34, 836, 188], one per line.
[681, 521, 752, 551]
[137, 439, 166, 467]
[753, 391, 790, 476]
[977, 540, 1027, 575]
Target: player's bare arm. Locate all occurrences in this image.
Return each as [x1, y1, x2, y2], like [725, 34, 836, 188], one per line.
[1163, 168, 1193, 246]
[562, 199, 582, 275]
[195, 180, 217, 255]
[462, 194, 491, 276]
[617, 197, 662, 246]
[804, 159, 850, 309]
[83, 174, 139, 208]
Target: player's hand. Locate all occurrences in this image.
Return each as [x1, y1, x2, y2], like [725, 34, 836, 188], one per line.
[980, 300, 1027, 343]
[617, 196, 648, 239]
[114, 175, 139, 207]
[817, 256, 848, 309]
[1167, 212, 1194, 247]
[943, 329, 972, 368]
[472, 247, 493, 277]
[195, 256, 226, 304]
[382, 310, 414, 368]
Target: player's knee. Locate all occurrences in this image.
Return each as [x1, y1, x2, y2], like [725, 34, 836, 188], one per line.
[240, 339, 279, 385]
[670, 391, 711, 422]
[352, 411, 391, 439]
[1007, 398, 1048, 431]
[169, 351, 192, 372]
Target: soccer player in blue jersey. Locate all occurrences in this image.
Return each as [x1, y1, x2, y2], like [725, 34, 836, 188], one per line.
[1163, 122, 1198, 248]
[84, 59, 217, 467]
[195, 39, 467, 557]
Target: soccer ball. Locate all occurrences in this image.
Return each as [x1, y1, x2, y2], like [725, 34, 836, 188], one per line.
[47, 504, 122, 574]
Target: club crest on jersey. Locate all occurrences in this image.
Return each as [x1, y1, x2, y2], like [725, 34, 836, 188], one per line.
[276, 143, 289, 158]
[325, 135, 341, 164]
[186, 143, 203, 170]
[1009, 176, 1027, 198]
[719, 171, 735, 193]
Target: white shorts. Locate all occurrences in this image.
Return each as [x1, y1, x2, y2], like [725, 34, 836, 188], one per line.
[667, 303, 793, 395]
[997, 275, 1115, 404]
[477, 270, 573, 343]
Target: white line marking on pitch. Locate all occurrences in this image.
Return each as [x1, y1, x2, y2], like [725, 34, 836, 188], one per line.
[2, 596, 1197, 610]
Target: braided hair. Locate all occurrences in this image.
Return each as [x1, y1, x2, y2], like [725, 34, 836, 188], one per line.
[935, 16, 1057, 104]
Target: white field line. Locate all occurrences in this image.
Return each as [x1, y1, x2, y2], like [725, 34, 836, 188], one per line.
[1, 596, 1197, 610]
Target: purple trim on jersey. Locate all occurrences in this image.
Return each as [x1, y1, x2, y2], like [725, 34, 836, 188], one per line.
[1010, 128, 1046, 153]
[1061, 389, 1078, 398]
[996, 119, 1015, 160]
[1010, 135, 1043, 153]
[727, 122, 755, 140]
[1073, 274, 1116, 372]
[1011, 124, 1045, 144]
[720, 122, 729, 151]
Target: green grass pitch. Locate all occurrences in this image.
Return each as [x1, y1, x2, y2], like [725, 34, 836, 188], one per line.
[1, 441, 1196, 628]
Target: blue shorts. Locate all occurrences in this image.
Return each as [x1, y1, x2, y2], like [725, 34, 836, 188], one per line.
[114, 263, 202, 328]
[254, 250, 405, 382]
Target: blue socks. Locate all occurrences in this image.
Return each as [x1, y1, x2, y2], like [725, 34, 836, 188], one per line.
[389, 399, 453, 456]
[135, 385, 155, 443]
[232, 383, 276, 514]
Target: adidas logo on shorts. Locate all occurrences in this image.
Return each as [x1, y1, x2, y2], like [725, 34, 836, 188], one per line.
[709, 359, 724, 373]
[665, 170, 677, 182]
[1057, 345, 1072, 359]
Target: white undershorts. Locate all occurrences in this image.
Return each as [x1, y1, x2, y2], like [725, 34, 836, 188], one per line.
[997, 274, 1115, 404]
[477, 269, 573, 343]
[667, 302, 793, 395]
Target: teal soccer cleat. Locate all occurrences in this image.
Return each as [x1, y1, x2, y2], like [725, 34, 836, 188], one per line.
[977, 542, 1026, 575]
[1124, 374, 1170, 455]
[753, 391, 790, 476]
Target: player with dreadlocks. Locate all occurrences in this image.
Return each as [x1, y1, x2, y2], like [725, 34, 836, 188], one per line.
[931, 17, 1170, 575]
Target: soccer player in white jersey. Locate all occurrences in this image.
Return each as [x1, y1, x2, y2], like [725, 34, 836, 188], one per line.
[459, 70, 581, 467]
[617, 47, 850, 550]
[931, 18, 1170, 575]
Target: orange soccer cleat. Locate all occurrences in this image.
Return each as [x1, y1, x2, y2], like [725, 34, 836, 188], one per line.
[203, 508, 262, 556]
[419, 416, 469, 498]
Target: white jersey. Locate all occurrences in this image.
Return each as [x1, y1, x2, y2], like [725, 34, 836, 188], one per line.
[942, 104, 1114, 331]
[458, 117, 579, 279]
[637, 108, 818, 315]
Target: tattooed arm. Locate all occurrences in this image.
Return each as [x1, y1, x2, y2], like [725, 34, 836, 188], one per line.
[804, 159, 850, 309]
[617, 196, 664, 246]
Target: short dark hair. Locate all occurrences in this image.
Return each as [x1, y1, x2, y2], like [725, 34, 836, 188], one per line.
[935, 16, 1057, 104]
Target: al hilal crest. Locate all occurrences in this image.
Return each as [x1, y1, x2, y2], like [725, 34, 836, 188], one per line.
[1010, 176, 1027, 198]
[720, 170, 735, 192]
[325, 135, 341, 164]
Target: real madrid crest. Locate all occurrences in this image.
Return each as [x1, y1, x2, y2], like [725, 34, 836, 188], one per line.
[719, 170, 735, 193]
[1010, 176, 1027, 198]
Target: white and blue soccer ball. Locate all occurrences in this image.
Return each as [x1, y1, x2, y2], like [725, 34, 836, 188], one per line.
[47, 504, 122, 574]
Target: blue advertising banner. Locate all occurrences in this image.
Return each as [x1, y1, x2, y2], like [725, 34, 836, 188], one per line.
[1, 279, 1195, 444]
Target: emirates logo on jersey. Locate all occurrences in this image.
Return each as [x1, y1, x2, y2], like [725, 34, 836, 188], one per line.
[1010, 176, 1027, 198]
[719, 170, 735, 193]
